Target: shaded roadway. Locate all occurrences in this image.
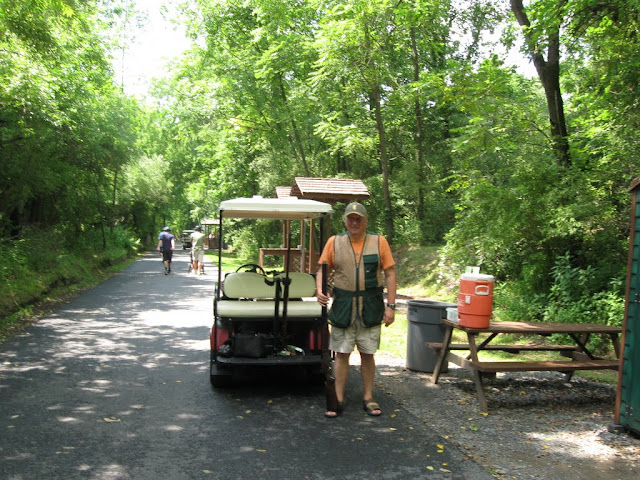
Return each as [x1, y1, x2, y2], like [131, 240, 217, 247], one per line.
[0, 251, 492, 479]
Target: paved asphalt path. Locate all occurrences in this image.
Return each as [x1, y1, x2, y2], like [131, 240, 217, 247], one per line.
[0, 251, 491, 480]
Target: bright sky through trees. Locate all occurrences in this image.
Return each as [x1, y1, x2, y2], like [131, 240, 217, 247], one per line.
[114, 0, 533, 98]
[116, 0, 191, 97]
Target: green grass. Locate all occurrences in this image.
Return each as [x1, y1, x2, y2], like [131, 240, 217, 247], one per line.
[204, 250, 256, 276]
[379, 312, 408, 357]
[393, 244, 458, 302]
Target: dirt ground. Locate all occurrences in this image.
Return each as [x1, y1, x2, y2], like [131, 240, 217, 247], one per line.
[374, 353, 639, 480]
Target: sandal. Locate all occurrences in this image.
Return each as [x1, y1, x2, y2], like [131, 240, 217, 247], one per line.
[325, 402, 344, 418]
[363, 400, 382, 417]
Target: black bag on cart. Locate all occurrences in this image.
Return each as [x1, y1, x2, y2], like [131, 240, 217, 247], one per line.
[233, 333, 274, 358]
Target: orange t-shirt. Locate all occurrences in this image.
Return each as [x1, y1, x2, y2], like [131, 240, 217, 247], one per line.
[318, 234, 395, 270]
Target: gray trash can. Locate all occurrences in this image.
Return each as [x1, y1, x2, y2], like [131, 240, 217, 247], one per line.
[406, 300, 456, 373]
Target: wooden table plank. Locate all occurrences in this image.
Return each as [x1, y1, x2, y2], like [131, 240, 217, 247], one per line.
[431, 320, 622, 411]
[426, 342, 580, 353]
[445, 319, 621, 335]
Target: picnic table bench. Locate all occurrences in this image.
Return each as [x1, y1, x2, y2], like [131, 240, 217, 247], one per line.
[428, 320, 622, 411]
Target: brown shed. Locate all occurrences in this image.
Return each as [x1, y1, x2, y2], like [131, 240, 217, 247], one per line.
[269, 177, 370, 272]
[289, 177, 370, 204]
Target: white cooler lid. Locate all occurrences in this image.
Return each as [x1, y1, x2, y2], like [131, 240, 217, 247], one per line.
[461, 273, 494, 281]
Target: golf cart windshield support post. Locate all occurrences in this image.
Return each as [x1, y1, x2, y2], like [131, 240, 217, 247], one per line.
[213, 212, 224, 359]
[217, 212, 223, 300]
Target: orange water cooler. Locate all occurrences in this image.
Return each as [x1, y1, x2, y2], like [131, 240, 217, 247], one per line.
[457, 272, 494, 328]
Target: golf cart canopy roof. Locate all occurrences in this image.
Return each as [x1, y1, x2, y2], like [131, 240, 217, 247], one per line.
[219, 196, 333, 220]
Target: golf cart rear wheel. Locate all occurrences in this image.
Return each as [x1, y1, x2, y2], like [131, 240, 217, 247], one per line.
[210, 362, 232, 387]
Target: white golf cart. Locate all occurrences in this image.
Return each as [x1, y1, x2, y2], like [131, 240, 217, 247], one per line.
[209, 195, 333, 387]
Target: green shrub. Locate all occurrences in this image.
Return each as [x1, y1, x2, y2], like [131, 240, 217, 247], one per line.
[0, 225, 140, 320]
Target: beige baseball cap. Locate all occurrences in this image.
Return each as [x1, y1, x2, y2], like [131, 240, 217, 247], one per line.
[344, 202, 368, 218]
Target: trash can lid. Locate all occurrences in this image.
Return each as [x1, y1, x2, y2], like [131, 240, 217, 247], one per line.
[407, 300, 457, 308]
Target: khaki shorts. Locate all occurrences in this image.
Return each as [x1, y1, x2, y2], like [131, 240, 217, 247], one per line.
[329, 316, 381, 355]
[192, 248, 204, 262]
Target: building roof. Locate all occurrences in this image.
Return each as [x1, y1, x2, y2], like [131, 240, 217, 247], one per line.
[288, 177, 370, 204]
[275, 186, 293, 198]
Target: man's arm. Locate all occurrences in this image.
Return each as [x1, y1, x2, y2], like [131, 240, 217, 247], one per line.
[383, 266, 397, 326]
[315, 237, 334, 306]
[316, 265, 331, 306]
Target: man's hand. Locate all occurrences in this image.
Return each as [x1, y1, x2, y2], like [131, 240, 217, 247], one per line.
[316, 291, 331, 307]
[383, 307, 395, 327]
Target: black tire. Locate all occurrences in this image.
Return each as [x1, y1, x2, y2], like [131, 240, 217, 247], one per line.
[210, 361, 232, 387]
[308, 366, 326, 386]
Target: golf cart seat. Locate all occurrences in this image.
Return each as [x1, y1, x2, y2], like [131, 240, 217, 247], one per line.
[216, 272, 321, 318]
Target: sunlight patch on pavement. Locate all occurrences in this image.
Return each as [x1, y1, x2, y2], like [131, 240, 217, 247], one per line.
[526, 430, 619, 459]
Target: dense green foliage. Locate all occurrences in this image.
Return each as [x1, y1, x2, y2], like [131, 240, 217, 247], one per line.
[2, 0, 639, 328]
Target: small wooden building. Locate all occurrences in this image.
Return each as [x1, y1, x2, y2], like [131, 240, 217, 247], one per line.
[290, 177, 370, 204]
[263, 177, 370, 272]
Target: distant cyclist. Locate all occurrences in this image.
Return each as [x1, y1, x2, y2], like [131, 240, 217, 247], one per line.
[157, 226, 175, 275]
[190, 226, 206, 275]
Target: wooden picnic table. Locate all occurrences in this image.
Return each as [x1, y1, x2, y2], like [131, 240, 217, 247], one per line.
[428, 320, 622, 411]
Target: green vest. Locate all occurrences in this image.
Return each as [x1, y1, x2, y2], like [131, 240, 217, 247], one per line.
[328, 232, 385, 328]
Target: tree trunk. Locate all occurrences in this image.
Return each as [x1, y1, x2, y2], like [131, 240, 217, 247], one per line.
[410, 27, 426, 223]
[94, 180, 107, 250]
[371, 84, 394, 243]
[278, 75, 311, 176]
[111, 166, 118, 236]
[511, 0, 571, 167]
[363, 22, 393, 242]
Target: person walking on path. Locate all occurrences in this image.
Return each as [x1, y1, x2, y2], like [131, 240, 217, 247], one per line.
[190, 226, 206, 275]
[315, 202, 397, 418]
[157, 226, 175, 275]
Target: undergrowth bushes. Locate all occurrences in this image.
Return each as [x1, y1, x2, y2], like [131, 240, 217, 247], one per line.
[0, 226, 141, 323]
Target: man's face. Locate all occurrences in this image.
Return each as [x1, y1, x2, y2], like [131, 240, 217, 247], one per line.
[344, 213, 368, 238]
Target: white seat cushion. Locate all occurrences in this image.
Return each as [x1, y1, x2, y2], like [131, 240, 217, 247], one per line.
[216, 299, 322, 318]
[223, 271, 316, 299]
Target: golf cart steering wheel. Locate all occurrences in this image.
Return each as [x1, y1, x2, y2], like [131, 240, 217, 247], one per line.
[235, 263, 266, 275]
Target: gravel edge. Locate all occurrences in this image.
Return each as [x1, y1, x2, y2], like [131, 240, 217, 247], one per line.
[374, 355, 639, 480]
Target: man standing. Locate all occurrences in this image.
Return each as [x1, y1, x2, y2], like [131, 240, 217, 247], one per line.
[157, 226, 175, 275]
[315, 202, 396, 418]
[190, 226, 206, 275]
